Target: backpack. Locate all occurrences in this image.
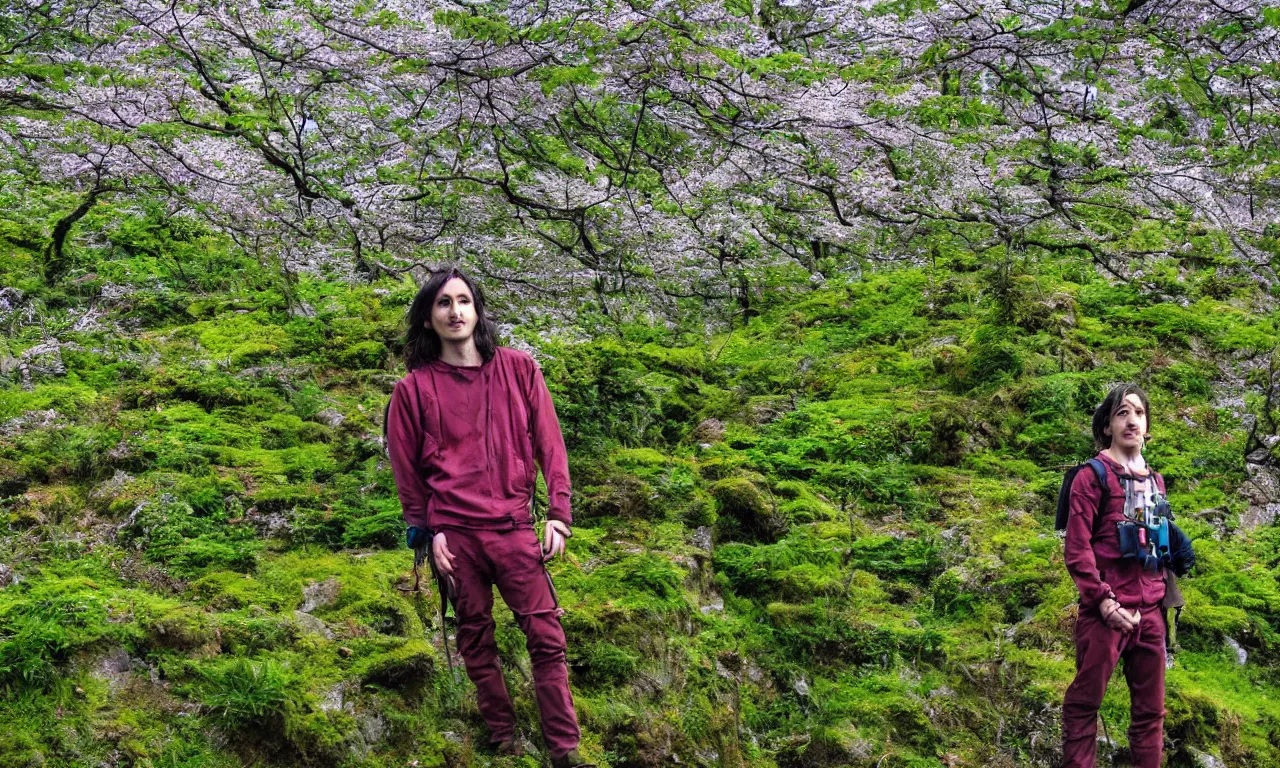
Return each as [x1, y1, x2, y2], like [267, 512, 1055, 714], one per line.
[1057, 457, 1189, 660]
[1055, 458, 1108, 530]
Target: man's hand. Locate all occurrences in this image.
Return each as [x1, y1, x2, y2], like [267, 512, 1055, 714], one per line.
[542, 520, 572, 562]
[432, 531, 455, 576]
[1100, 598, 1140, 633]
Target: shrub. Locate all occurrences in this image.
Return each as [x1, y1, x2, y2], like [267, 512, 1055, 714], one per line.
[846, 534, 943, 585]
[963, 325, 1024, 388]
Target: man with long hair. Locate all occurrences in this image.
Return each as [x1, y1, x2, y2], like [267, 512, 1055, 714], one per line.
[1061, 384, 1169, 768]
[385, 267, 590, 767]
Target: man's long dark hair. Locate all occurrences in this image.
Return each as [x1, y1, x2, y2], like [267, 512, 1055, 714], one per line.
[1092, 383, 1151, 450]
[403, 266, 499, 370]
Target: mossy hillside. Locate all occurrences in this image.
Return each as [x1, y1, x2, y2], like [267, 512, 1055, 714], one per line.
[1, 250, 1279, 767]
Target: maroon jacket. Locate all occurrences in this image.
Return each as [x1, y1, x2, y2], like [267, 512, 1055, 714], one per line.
[386, 347, 572, 532]
[1064, 452, 1167, 610]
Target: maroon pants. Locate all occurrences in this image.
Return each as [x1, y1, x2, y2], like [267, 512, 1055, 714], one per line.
[1062, 604, 1166, 768]
[444, 525, 580, 758]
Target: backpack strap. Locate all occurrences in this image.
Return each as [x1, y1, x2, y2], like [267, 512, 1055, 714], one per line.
[1085, 458, 1109, 517]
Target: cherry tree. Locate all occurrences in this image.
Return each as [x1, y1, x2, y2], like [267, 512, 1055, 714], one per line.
[2, 0, 1276, 316]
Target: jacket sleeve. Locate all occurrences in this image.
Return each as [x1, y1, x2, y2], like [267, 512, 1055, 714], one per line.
[1155, 470, 1197, 575]
[1168, 522, 1195, 577]
[525, 358, 573, 526]
[386, 378, 431, 531]
[1063, 468, 1114, 611]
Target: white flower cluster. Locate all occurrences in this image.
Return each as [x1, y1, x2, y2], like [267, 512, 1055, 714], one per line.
[1, 0, 1275, 297]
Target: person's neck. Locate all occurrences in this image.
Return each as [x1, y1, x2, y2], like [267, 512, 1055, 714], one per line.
[438, 338, 484, 367]
[1105, 445, 1146, 474]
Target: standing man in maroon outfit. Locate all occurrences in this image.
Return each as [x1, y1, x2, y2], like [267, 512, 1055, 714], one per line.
[386, 267, 592, 768]
[1061, 384, 1168, 768]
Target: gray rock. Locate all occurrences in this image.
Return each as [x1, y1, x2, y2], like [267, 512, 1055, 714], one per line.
[315, 408, 346, 428]
[320, 682, 348, 713]
[258, 511, 291, 539]
[792, 676, 809, 697]
[1240, 462, 1280, 529]
[94, 647, 133, 691]
[0, 563, 19, 588]
[1246, 448, 1271, 464]
[846, 739, 875, 761]
[1225, 637, 1248, 666]
[1189, 747, 1228, 768]
[700, 597, 724, 615]
[692, 526, 713, 554]
[715, 657, 737, 680]
[0, 409, 61, 437]
[692, 418, 725, 444]
[293, 610, 334, 640]
[300, 578, 341, 613]
[89, 470, 134, 503]
[1240, 502, 1280, 531]
[358, 713, 387, 744]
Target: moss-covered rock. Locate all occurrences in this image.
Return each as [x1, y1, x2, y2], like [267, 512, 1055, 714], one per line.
[711, 476, 786, 542]
[351, 639, 435, 688]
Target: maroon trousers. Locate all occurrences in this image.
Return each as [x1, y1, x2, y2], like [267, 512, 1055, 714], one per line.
[1062, 604, 1166, 768]
[445, 525, 580, 758]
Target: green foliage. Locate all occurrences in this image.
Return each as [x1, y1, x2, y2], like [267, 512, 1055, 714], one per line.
[962, 325, 1025, 389]
[118, 495, 262, 575]
[4, 233, 1280, 766]
[0, 577, 112, 691]
[570, 641, 640, 686]
[846, 533, 943, 584]
[196, 657, 296, 728]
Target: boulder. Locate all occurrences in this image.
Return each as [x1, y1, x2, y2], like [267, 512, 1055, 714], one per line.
[293, 610, 335, 640]
[300, 577, 341, 613]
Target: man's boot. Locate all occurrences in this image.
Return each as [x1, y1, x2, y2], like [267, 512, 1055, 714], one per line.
[493, 737, 526, 758]
[551, 748, 596, 768]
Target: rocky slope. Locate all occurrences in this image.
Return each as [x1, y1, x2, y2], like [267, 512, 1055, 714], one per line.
[1, 256, 1279, 768]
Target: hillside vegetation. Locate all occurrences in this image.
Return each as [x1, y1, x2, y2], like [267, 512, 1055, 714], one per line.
[2, 235, 1279, 768]
[4, 0, 1280, 765]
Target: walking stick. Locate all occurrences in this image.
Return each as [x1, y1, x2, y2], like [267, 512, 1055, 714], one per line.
[413, 542, 458, 673]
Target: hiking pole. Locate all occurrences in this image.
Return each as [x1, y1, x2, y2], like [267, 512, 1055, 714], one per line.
[1099, 710, 1115, 766]
[415, 543, 458, 673]
[1097, 658, 1125, 767]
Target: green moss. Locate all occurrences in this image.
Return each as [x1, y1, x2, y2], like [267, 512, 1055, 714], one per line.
[189, 572, 284, 611]
[284, 707, 356, 763]
[712, 476, 784, 541]
[571, 641, 641, 686]
[6, 256, 1280, 766]
[334, 340, 388, 369]
[351, 638, 435, 688]
[144, 605, 218, 652]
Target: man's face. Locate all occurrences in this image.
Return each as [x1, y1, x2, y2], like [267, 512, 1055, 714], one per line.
[429, 277, 477, 343]
[1107, 393, 1148, 452]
